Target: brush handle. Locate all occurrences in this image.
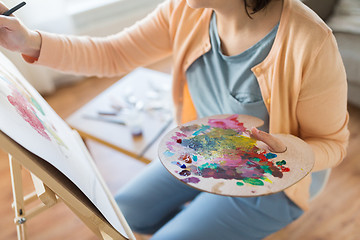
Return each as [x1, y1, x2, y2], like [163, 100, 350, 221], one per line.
[2, 2, 26, 16]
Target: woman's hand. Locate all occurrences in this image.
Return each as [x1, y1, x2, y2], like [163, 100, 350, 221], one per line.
[0, 3, 41, 59]
[250, 127, 287, 153]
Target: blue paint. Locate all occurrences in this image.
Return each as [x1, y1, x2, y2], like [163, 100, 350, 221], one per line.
[164, 150, 175, 157]
[171, 161, 182, 167]
[192, 124, 211, 136]
[265, 152, 277, 159]
[181, 138, 204, 151]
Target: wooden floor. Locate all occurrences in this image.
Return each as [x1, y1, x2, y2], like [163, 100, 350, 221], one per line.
[1, 73, 359, 240]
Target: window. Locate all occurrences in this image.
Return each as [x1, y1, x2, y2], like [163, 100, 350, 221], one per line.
[64, 0, 162, 15]
[66, 0, 163, 35]
[64, 0, 121, 15]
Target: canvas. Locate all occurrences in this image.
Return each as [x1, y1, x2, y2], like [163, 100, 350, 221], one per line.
[0, 52, 127, 238]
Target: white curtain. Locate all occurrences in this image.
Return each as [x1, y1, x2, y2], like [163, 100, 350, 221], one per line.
[1, 0, 77, 93]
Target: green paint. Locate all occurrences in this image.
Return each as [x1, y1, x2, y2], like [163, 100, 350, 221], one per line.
[192, 124, 211, 136]
[243, 178, 264, 186]
[260, 165, 272, 174]
[276, 160, 287, 166]
[31, 97, 45, 115]
[236, 182, 244, 186]
[198, 162, 218, 170]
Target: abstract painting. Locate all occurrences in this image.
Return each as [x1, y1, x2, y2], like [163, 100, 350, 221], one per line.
[159, 114, 314, 197]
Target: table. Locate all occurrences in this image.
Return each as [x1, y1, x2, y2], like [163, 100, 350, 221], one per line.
[66, 68, 175, 164]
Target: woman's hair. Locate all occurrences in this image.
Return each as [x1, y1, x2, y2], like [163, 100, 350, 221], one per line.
[244, 0, 272, 18]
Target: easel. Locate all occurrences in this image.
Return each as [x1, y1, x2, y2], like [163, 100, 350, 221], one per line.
[9, 155, 57, 240]
[1, 129, 135, 240]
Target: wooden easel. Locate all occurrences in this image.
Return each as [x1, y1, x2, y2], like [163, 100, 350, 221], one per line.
[1, 129, 135, 240]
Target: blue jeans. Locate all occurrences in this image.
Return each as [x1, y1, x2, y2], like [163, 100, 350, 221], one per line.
[115, 160, 303, 240]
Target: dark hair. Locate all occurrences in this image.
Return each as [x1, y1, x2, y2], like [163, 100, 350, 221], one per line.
[244, 0, 272, 18]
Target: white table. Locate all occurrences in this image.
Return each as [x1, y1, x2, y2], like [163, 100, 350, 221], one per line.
[66, 68, 175, 163]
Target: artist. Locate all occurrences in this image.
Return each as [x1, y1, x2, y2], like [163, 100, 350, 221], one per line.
[0, 0, 349, 239]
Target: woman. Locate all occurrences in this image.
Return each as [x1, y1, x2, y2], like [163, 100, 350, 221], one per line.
[0, 0, 349, 239]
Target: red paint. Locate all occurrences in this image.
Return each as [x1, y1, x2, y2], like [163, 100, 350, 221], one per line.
[7, 90, 50, 141]
[180, 153, 192, 163]
[236, 149, 268, 162]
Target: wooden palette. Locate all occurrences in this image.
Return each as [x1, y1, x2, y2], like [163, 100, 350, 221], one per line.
[158, 114, 314, 197]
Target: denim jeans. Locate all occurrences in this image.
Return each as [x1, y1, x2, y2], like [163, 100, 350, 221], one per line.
[115, 160, 303, 240]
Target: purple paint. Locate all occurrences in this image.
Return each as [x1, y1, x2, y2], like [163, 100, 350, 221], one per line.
[181, 177, 200, 184]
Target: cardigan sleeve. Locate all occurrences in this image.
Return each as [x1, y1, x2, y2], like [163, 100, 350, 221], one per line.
[297, 31, 349, 172]
[26, 0, 175, 77]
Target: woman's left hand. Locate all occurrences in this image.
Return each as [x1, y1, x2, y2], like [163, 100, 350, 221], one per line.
[250, 127, 287, 153]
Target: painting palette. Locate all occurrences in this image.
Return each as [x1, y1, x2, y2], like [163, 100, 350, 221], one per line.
[158, 114, 314, 197]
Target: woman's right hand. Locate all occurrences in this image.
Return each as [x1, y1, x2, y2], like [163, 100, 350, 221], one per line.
[0, 2, 41, 59]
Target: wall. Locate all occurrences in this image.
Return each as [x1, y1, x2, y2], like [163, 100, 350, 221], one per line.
[1, 0, 163, 93]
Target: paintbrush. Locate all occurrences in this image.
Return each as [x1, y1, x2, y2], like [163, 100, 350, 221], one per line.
[2, 2, 26, 16]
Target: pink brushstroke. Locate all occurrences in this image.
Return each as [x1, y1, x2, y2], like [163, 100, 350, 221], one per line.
[176, 132, 187, 137]
[7, 88, 50, 141]
[208, 114, 246, 133]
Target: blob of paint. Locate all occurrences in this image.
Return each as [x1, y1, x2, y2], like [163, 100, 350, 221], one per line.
[276, 160, 287, 166]
[179, 170, 191, 176]
[181, 177, 200, 184]
[243, 178, 264, 186]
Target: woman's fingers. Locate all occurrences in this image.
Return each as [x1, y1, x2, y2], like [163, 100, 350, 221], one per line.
[0, 16, 25, 49]
[250, 127, 287, 153]
[0, 13, 40, 58]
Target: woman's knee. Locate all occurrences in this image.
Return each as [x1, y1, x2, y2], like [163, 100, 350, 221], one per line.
[115, 191, 157, 233]
[115, 191, 184, 234]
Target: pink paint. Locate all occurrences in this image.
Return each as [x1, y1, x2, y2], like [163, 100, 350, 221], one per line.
[166, 141, 177, 151]
[7, 88, 50, 141]
[208, 114, 246, 133]
[216, 155, 246, 167]
[176, 132, 187, 137]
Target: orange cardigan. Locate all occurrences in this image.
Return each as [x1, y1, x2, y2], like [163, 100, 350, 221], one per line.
[28, 0, 349, 210]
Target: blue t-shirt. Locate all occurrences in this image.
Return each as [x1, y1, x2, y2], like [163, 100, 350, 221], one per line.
[186, 13, 279, 132]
